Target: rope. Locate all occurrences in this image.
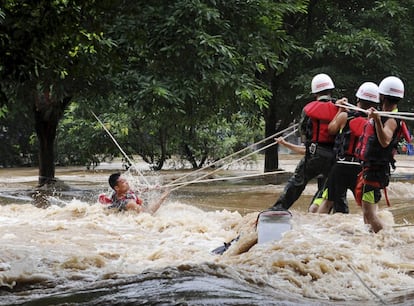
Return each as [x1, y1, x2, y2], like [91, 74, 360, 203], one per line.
[340, 102, 414, 121]
[379, 111, 414, 117]
[393, 224, 414, 228]
[165, 128, 298, 192]
[91, 112, 298, 191]
[169, 123, 299, 185]
[91, 111, 150, 186]
[190, 202, 258, 213]
[161, 169, 290, 189]
[348, 264, 386, 305]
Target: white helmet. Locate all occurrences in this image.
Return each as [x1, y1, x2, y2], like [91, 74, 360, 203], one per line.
[311, 73, 335, 93]
[356, 82, 379, 103]
[378, 76, 404, 98]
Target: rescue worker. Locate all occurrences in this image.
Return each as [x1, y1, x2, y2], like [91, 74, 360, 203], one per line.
[275, 137, 333, 213]
[269, 73, 339, 211]
[317, 82, 380, 214]
[354, 76, 405, 232]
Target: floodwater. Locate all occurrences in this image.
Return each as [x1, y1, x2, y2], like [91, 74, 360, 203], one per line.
[1, 155, 414, 305]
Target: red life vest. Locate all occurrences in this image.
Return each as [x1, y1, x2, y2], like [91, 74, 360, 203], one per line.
[303, 101, 338, 144]
[334, 112, 367, 159]
[354, 114, 403, 207]
[98, 191, 143, 206]
[400, 120, 411, 142]
[355, 117, 401, 166]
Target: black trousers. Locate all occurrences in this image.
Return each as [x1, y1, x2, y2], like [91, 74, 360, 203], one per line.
[326, 161, 361, 213]
[273, 151, 334, 210]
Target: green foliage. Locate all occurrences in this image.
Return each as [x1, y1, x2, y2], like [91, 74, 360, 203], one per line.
[2, 0, 414, 172]
[96, 0, 301, 169]
[0, 105, 8, 119]
[177, 112, 264, 169]
[0, 0, 121, 174]
[0, 1, 116, 87]
[0, 94, 37, 167]
[272, 0, 414, 119]
[56, 100, 132, 167]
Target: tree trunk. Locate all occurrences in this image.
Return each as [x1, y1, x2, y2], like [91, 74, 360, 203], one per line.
[256, 65, 282, 173]
[33, 89, 71, 187]
[184, 144, 198, 169]
[35, 111, 58, 186]
[262, 72, 297, 173]
[152, 126, 167, 171]
[263, 101, 279, 172]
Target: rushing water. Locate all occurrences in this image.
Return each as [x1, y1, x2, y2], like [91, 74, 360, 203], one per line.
[1, 155, 414, 305]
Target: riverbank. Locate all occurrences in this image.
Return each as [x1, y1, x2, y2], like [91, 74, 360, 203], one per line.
[1, 153, 414, 190]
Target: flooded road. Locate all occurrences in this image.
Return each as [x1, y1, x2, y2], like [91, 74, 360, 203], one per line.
[0, 154, 414, 305]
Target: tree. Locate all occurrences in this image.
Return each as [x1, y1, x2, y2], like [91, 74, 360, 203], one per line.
[107, 0, 307, 169]
[262, 0, 414, 171]
[2, 0, 413, 180]
[3, 0, 295, 175]
[0, 1, 117, 186]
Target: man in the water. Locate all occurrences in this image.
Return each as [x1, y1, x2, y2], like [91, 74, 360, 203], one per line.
[99, 172, 169, 214]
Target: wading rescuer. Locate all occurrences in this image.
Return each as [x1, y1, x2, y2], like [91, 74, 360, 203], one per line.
[317, 82, 380, 214]
[354, 76, 406, 233]
[269, 73, 339, 211]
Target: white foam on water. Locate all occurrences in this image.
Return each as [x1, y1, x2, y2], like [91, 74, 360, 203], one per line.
[0, 197, 413, 304]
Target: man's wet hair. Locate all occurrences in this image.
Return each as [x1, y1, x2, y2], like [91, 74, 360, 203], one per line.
[109, 172, 121, 189]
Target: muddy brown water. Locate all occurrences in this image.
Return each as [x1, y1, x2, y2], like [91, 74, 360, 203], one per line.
[0, 154, 414, 305]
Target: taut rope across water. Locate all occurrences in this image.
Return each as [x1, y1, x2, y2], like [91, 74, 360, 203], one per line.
[92, 111, 298, 192]
[91, 111, 150, 186]
[165, 127, 298, 192]
[167, 123, 299, 187]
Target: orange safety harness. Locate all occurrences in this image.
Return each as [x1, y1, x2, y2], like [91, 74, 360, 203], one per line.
[354, 169, 391, 207]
